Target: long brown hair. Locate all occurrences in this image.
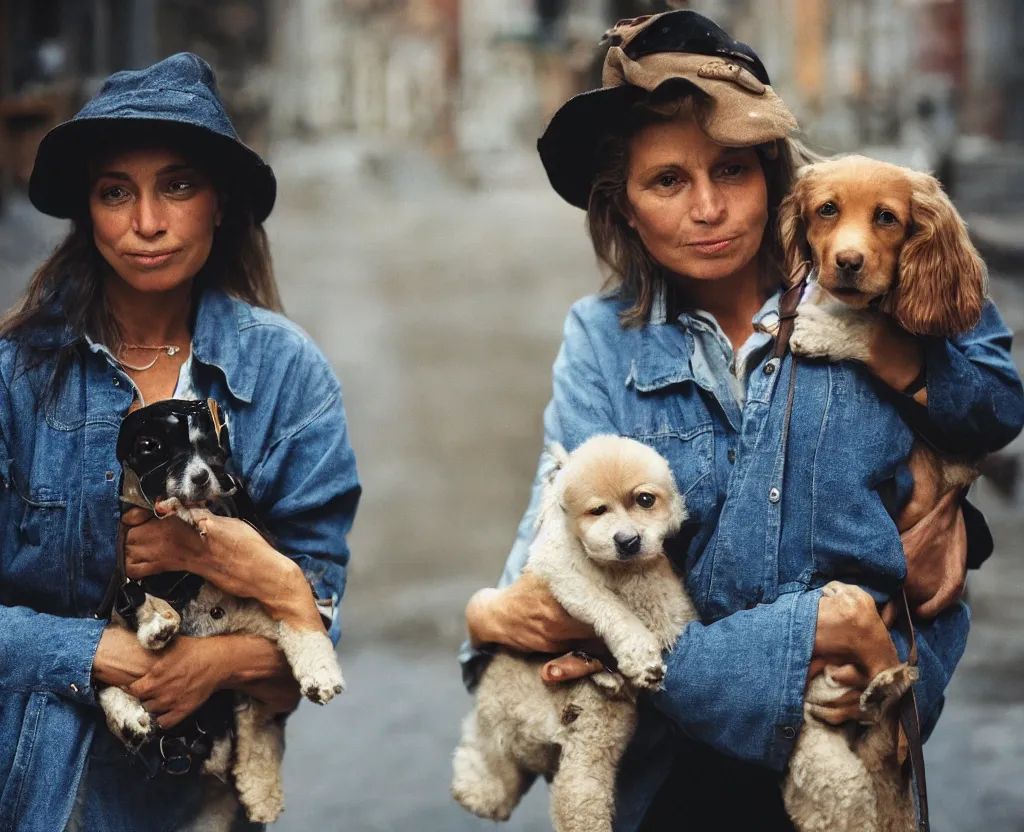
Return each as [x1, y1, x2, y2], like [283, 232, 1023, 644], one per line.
[0, 132, 282, 396]
[586, 90, 816, 327]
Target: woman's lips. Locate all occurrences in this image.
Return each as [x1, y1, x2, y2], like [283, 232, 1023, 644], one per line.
[687, 237, 738, 255]
[124, 249, 179, 268]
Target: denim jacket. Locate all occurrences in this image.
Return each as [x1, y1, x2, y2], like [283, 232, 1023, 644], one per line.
[461, 288, 1023, 831]
[0, 288, 360, 832]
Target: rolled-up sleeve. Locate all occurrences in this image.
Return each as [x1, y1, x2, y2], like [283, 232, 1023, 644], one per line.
[653, 588, 821, 771]
[247, 351, 360, 646]
[909, 300, 1024, 455]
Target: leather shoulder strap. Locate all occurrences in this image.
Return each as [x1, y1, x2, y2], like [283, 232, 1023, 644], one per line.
[773, 264, 930, 832]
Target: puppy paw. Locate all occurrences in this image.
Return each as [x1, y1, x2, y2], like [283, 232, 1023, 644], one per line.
[860, 663, 919, 721]
[791, 303, 873, 362]
[100, 688, 154, 751]
[589, 670, 631, 700]
[298, 661, 346, 705]
[615, 637, 666, 691]
[136, 601, 180, 651]
[239, 782, 285, 823]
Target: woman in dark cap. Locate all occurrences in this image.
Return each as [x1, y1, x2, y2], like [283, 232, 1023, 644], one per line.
[461, 10, 1022, 831]
[0, 53, 359, 830]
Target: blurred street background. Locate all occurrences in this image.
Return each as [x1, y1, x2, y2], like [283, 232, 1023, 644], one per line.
[2, 1, 1023, 830]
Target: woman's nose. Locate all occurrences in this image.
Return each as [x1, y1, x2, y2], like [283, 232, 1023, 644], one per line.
[690, 179, 726, 225]
[131, 193, 167, 238]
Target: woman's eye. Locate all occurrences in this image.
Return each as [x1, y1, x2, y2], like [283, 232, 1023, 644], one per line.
[167, 179, 194, 195]
[876, 209, 898, 227]
[101, 186, 129, 202]
[720, 164, 744, 178]
[636, 493, 656, 509]
[817, 201, 839, 218]
[655, 173, 679, 188]
[589, 505, 608, 517]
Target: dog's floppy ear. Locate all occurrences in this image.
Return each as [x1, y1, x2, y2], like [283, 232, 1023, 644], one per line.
[778, 166, 814, 284]
[885, 171, 987, 337]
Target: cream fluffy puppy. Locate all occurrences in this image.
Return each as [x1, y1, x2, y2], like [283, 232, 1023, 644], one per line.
[452, 435, 919, 832]
[452, 435, 697, 832]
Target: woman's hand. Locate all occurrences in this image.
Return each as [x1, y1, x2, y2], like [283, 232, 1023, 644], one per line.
[124, 507, 323, 632]
[92, 624, 158, 688]
[807, 582, 900, 724]
[467, 573, 598, 655]
[127, 636, 226, 729]
[122, 506, 206, 577]
[901, 488, 967, 619]
[467, 574, 606, 685]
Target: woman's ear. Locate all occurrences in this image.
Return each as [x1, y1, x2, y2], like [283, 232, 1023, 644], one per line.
[886, 172, 987, 337]
[778, 169, 812, 284]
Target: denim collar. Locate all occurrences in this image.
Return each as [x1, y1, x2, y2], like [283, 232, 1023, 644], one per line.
[628, 281, 781, 393]
[191, 288, 256, 404]
[24, 287, 256, 404]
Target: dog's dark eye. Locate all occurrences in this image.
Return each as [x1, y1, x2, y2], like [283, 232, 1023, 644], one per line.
[876, 209, 899, 227]
[817, 202, 839, 218]
[636, 493, 656, 509]
[134, 436, 162, 456]
[589, 505, 608, 517]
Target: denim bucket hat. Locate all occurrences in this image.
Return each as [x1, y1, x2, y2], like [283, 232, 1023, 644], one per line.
[29, 52, 276, 222]
[538, 10, 798, 210]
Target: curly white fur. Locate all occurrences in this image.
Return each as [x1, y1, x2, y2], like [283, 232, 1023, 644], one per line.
[101, 564, 344, 828]
[453, 438, 919, 832]
[452, 436, 697, 832]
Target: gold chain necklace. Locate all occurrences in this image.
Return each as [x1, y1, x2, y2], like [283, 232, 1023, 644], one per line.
[116, 344, 182, 372]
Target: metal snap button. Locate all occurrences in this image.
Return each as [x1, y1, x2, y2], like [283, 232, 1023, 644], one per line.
[728, 449, 737, 464]
[764, 362, 776, 376]
[782, 726, 796, 740]
[105, 471, 115, 482]
[112, 376, 121, 387]
[768, 487, 781, 504]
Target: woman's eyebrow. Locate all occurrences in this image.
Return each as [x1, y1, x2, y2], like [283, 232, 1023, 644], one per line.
[156, 163, 194, 176]
[94, 170, 132, 181]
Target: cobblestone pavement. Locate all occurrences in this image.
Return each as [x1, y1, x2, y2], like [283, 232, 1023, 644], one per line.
[2, 139, 1022, 831]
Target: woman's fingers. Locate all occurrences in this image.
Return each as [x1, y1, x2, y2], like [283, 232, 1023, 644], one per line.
[541, 652, 605, 684]
[880, 600, 898, 629]
[827, 663, 871, 691]
[121, 507, 153, 528]
[806, 701, 865, 726]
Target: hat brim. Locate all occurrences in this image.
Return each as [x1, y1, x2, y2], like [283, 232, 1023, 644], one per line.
[538, 85, 648, 211]
[28, 117, 277, 223]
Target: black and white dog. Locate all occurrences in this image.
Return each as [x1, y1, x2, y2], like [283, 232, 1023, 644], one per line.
[97, 398, 344, 827]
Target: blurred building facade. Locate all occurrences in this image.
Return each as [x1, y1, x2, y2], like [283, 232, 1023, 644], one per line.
[1, 0, 1022, 207]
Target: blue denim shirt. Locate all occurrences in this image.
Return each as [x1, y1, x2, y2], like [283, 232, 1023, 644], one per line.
[0, 289, 360, 832]
[461, 287, 1023, 831]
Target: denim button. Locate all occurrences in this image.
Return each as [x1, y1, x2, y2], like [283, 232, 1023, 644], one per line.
[728, 449, 736, 464]
[105, 471, 115, 482]
[781, 726, 796, 740]
[764, 362, 776, 376]
[768, 487, 781, 504]
[112, 376, 121, 387]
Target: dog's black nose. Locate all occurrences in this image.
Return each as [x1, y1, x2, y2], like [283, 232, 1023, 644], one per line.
[835, 250, 864, 273]
[614, 531, 642, 558]
[190, 469, 211, 487]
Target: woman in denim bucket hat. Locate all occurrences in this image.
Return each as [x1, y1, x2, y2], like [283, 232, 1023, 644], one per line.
[0, 54, 359, 830]
[460, 10, 1022, 831]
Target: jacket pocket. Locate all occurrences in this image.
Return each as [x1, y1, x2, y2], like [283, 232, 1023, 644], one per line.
[628, 422, 716, 526]
[1, 471, 70, 610]
[0, 691, 45, 827]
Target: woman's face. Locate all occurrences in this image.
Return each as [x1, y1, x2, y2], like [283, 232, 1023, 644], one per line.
[89, 146, 222, 294]
[625, 116, 768, 282]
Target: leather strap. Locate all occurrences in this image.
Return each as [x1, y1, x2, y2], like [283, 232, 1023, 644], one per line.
[774, 267, 930, 831]
[895, 589, 930, 832]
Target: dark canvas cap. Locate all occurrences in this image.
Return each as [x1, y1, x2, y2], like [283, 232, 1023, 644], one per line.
[538, 10, 799, 210]
[29, 52, 276, 222]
